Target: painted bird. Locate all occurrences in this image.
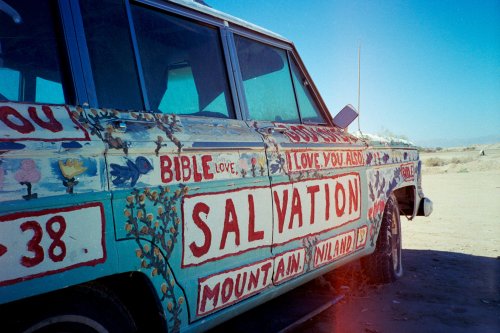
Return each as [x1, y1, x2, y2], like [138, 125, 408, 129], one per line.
[110, 156, 153, 187]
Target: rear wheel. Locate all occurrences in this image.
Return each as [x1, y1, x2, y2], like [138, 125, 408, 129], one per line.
[12, 284, 137, 333]
[361, 193, 403, 284]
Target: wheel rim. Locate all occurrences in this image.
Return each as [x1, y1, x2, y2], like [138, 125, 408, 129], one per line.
[23, 315, 109, 333]
[390, 210, 401, 273]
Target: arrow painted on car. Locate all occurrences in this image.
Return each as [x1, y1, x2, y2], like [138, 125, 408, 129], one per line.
[0, 244, 7, 257]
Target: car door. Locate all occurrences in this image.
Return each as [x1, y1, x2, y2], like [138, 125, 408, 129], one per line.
[232, 34, 370, 285]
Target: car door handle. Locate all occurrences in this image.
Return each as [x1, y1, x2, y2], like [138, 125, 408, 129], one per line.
[108, 119, 155, 132]
[257, 126, 287, 135]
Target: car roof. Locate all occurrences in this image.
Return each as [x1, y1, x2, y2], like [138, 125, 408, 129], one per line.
[167, 0, 291, 43]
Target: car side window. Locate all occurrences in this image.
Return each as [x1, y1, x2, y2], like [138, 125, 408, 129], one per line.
[234, 35, 299, 123]
[131, 5, 235, 118]
[0, 0, 70, 104]
[290, 58, 325, 124]
[80, 0, 144, 110]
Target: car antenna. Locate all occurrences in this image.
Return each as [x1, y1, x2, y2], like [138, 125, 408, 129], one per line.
[357, 43, 364, 136]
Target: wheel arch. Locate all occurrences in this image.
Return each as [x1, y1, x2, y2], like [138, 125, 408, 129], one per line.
[0, 271, 168, 333]
[392, 185, 416, 219]
[91, 271, 168, 332]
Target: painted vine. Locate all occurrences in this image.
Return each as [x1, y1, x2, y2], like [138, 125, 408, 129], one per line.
[124, 184, 188, 332]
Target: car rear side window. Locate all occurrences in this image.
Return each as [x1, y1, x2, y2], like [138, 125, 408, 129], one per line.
[0, 0, 71, 104]
[235, 36, 299, 123]
[131, 5, 235, 118]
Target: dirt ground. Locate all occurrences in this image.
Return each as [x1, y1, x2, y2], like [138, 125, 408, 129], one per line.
[293, 144, 500, 333]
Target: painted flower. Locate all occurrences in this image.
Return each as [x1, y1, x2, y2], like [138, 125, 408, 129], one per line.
[59, 159, 87, 179]
[239, 158, 249, 170]
[15, 159, 41, 183]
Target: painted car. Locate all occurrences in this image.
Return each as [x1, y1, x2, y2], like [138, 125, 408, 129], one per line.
[0, 0, 432, 332]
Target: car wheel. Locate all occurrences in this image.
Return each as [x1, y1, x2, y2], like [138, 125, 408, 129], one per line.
[361, 193, 403, 284]
[13, 284, 137, 333]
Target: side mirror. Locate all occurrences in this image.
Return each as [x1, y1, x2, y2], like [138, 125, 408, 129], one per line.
[332, 104, 358, 129]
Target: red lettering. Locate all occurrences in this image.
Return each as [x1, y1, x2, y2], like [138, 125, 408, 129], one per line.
[180, 156, 191, 181]
[340, 237, 347, 254]
[300, 153, 312, 169]
[234, 272, 247, 299]
[289, 188, 303, 230]
[313, 152, 320, 169]
[307, 185, 320, 225]
[160, 156, 173, 183]
[221, 277, 234, 303]
[192, 155, 202, 182]
[283, 126, 301, 142]
[200, 283, 220, 313]
[348, 178, 359, 214]
[248, 269, 260, 291]
[334, 240, 339, 257]
[247, 194, 264, 242]
[286, 152, 293, 171]
[220, 199, 240, 250]
[289, 252, 300, 274]
[46, 215, 66, 262]
[273, 189, 288, 233]
[189, 203, 212, 257]
[260, 262, 272, 285]
[201, 155, 214, 180]
[0, 106, 35, 134]
[28, 106, 63, 132]
[275, 258, 285, 281]
[315, 244, 324, 265]
[323, 152, 331, 167]
[335, 183, 346, 217]
[20, 221, 44, 267]
[173, 156, 181, 181]
[325, 183, 330, 221]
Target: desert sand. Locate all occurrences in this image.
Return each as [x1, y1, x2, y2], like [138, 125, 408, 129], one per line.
[213, 143, 500, 333]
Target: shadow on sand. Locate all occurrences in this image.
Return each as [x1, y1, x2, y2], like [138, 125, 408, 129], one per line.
[210, 249, 500, 333]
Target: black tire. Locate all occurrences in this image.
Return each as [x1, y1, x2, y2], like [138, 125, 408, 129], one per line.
[361, 193, 403, 284]
[10, 284, 137, 333]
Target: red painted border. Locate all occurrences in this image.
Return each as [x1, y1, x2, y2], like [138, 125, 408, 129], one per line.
[400, 162, 416, 181]
[0, 104, 90, 142]
[0, 202, 106, 287]
[196, 257, 274, 317]
[285, 148, 366, 172]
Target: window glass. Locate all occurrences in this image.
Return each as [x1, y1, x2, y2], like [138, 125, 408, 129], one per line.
[80, 0, 143, 110]
[290, 58, 324, 123]
[0, 68, 20, 100]
[132, 5, 234, 118]
[235, 36, 299, 122]
[0, 0, 70, 104]
[35, 77, 65, 104]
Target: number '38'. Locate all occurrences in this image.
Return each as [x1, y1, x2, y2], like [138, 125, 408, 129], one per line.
[20, 215, 67, 267]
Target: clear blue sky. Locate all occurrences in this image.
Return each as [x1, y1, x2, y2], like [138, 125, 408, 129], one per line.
[211, 0, 500, 147]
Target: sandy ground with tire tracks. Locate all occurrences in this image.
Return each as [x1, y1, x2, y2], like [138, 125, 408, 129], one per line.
[292, 144, 500, 333]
